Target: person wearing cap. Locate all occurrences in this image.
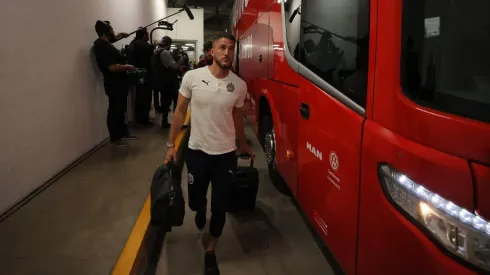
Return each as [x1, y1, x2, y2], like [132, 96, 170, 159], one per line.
[127, 27, 154, 126]
[150, 36, 186, 128]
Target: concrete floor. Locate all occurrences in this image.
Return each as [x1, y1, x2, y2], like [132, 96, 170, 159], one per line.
[0, 117, 335, 275]
[0, 122, 169, 275]
[156, 126, 335, 275]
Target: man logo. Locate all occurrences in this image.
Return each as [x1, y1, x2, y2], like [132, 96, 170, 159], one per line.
[307, 142, 323, 161]
[188, 173, 194, 185]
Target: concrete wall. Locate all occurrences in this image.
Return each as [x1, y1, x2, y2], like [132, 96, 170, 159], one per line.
[0, 0, 167, 214]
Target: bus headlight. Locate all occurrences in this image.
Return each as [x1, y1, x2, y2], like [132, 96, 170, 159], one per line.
[379, 164, 490, 272]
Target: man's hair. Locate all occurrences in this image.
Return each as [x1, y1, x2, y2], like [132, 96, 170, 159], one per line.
[95, 20, 109, 37]
[159, 36, 173, 47]
[203, 41, 213, 52]
[212, 32, 236, 46]
[135, 27, 148, 39]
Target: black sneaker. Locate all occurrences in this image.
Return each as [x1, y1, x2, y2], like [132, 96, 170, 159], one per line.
[204, 251, 220, 275]
[122, 135, 140, 141]
[111, 140, 129, 147]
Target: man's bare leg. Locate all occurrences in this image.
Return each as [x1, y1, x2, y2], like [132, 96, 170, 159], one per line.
[206, 237, 218, 252]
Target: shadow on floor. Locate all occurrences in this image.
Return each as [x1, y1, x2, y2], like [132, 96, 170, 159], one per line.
[227, 203, 291, 256]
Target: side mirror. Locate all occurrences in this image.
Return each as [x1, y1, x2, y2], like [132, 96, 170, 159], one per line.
[289, 6, 301, 23]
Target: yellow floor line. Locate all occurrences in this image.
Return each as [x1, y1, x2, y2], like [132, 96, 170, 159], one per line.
[112, 112, 190, 275]
[111, 196, 151, 274]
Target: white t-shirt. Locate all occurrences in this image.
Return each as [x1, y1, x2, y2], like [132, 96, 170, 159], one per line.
[180, 66, 247, 155]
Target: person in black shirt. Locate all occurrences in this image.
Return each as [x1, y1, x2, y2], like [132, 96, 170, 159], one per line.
[127, 27, 154, 126]
[93, 20, 139, 147]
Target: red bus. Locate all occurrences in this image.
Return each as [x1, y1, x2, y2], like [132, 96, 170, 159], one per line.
[231, 0, 490, 274]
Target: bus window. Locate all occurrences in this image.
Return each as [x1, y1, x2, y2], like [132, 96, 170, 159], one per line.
[284, 0, 302, 61]
[401, 0, 490, 123]
[290, 0, 370, 108]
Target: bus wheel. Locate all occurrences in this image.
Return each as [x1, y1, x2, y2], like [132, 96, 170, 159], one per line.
[264, 129, 276, 166]
[260, 114, 292, 196]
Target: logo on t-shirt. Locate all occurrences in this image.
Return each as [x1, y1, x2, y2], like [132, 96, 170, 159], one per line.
[202, 80, 210, 86]
[227, 82, 235, 93]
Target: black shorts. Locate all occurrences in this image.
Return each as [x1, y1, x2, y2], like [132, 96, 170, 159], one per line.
[185, 148, 237, 213]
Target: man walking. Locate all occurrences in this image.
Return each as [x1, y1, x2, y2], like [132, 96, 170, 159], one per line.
[93, 20, 139, 147]
[165, 33, 253, 274]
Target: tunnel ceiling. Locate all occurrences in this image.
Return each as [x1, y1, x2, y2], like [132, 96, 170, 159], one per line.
[168, 0, 235, 42]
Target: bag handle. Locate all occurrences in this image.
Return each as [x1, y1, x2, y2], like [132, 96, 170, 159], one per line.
[164, 158, 175, 170]
[237, 153, 254, 168]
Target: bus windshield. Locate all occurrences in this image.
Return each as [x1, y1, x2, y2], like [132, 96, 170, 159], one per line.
[401, 0, 490, 123]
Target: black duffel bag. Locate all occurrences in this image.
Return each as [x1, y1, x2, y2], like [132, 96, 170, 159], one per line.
[150, 160, 185, 230]
[228, 154, 259, 213]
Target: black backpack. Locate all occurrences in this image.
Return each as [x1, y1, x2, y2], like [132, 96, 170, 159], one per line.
[150, 50, 175, 90]
[149, 160, 185, 231]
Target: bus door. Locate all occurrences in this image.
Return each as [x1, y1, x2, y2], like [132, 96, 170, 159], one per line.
[286, 0, 371, 273]
[270, 1, 300, 196]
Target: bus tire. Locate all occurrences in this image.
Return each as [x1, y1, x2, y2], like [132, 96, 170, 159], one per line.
[260, 114, 292, 197]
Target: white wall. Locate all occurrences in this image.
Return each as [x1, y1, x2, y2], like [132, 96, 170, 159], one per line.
[160, 8, 204, 60]
[0, 0, 167, 214]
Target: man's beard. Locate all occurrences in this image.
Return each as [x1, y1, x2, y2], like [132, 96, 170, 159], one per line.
[108, 33, 117, 43]
[214, 57, 232, 70]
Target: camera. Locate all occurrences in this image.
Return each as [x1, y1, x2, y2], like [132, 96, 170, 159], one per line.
[127, 68, 147, 84]
[171, 49, 189, 64]
[171, 49, 190, 73]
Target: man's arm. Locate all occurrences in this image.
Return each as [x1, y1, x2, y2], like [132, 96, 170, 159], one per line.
[168, 94, 190, 145]
[233, 106, 248, 149]
[115, 32, 129, 40]
[233, 82, 254, 157]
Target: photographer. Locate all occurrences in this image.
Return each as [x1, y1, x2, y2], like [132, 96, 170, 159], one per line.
[127, 27, 154, 126]
[150, 36, 185, 128]
[93, 20, 139, 147]
[171, 46, 190, 97]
